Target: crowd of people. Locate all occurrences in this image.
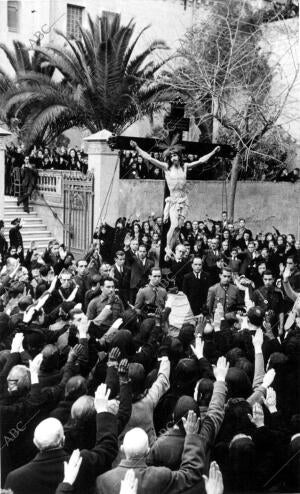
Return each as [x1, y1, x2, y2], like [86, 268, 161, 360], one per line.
[0, 210, 300, 494]
[5, 143, 300, 185]
[5, 144, 88, 195]
[6, 144, 88, 173]
[119, 150, 226, 180]
[119, 150, 300, 182]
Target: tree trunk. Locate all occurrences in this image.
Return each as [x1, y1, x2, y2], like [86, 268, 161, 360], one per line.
[228, 152, 242, 222]
[212, 98, 220, 142]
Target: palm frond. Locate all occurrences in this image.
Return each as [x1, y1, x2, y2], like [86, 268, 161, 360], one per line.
[1, 10, 171, 145]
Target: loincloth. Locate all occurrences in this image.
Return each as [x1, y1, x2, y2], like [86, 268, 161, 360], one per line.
[163, 195, 189, 222]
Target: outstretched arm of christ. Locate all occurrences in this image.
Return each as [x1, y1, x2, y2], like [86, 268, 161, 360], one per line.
[186, 146, 221, 169]
[130, 140, 168, 171]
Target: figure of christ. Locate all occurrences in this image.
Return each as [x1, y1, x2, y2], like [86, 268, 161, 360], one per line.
[130, 140, 220, 254]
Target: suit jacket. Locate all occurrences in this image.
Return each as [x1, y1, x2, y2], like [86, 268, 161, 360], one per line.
[130, 258, 154, 289]
[166, 259, 192, 291]
[111, 265, 130, 290]
[110, 265, 130, 305]
[74, 274, 91, 304]
[240, 250, 255, 275]
[21, 166, 38, 189]
[124, 248, 138, 267]
[182, 271, 210, 315]
[5, 412, 118, 494]
[96, 432, 204, 494]
[207, 282, 241, 315]
[204, 249, 220, 270]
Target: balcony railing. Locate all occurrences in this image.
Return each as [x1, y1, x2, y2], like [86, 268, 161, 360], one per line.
[33, 170, 88, 207]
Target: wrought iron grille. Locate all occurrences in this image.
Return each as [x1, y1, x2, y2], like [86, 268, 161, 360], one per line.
[63, 171, 94, 256]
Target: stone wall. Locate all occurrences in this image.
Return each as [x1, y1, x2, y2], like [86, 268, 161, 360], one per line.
[29, 178, 300, 241]
[119, 180, 300, 235]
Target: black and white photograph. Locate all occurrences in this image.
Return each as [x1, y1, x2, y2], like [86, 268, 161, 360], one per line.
[0, 0, 299, 493]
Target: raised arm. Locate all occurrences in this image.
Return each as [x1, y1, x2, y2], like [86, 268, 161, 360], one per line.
[282, 267, 298, 302]
[130, 140, 167, 171]
[146, 356, 170, 408]
[186, 146, 220, 170]
[200, 356, 229, 446]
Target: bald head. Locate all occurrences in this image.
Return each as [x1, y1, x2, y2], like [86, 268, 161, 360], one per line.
[122, 428, 149, 459]
[71, 395, 95, 421]
[34, 418, 64, 451]
[7, 365, 30, 394]
[175, 244, 186, 260]
[6, 257, 18, 274]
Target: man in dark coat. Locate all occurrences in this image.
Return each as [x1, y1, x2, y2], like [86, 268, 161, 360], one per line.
[17, 158, 38, 213]
[165, 244, 192, 292]
[203, 238, 221, 275]
[183, 257, 210, 315]
[9, 218, 23, 261]
[129, 244, 154, 304]
[5, 384, 118, 494]
[251, 270, 284, 335]
[74, 259, 92, 305]
[110, 250, 130, 306]
[96, 410, 204, 494]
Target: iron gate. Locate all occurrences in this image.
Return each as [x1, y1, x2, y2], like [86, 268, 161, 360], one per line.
[63, 172, 94, 257]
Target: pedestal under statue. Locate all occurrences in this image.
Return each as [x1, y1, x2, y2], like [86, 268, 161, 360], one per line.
[130, 140, 220, 253]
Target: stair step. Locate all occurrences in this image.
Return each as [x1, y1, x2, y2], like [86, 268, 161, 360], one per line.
[5, 226, 48, 234]
[4, 214, 39, 221]
[4, 207, 34, 213]
[23, 236, 54, 243]
[4, 196, 20, 202]
[4, 202, 33, 207]
[4, 218, 43, 224]
[16, 231, 52, 238]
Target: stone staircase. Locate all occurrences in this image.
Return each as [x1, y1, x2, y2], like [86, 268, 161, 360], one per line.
[4, 196, 55, 251]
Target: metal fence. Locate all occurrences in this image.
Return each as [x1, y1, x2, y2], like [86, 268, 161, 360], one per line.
[62, 172, 94, 256]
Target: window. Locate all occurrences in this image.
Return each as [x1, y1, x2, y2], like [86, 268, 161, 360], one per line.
[102, 10, 118, 22]
[66, 4, 83, 39]
[7, 1, 19, 32]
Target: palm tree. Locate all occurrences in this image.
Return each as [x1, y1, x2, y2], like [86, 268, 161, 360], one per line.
[1, 12, 171, 148]
[0, 39, 54, 132]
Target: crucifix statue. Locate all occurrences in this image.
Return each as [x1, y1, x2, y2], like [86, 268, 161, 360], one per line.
[108, 134, 234, 259]
[130, 140, 220, 254]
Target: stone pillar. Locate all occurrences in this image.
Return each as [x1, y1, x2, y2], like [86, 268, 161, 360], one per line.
[84, 129, 120, 229]
[0, 128, 12, 220]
